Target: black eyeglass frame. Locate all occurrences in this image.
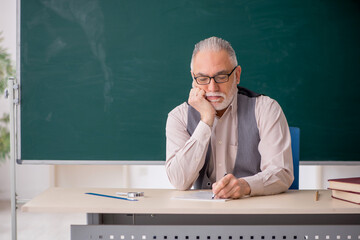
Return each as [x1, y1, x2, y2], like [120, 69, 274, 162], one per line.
[193, 66, 238, 85]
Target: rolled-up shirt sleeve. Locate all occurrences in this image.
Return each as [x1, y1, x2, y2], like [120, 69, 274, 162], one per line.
[243, 96, 294, 196]
[165, 103, 212, 190]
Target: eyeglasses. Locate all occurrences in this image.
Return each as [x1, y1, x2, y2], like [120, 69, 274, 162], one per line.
[193, 66, 237, 85]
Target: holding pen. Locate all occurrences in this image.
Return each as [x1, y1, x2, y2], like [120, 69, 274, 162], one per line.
[211, 173, 251, 199]
[212, 173, 228, 199]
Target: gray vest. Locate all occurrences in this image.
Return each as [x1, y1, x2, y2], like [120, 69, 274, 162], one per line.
[187, 87, 262, 189]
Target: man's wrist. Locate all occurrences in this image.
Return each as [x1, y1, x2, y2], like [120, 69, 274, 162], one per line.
[201, 115, 214, 127]
[239, 178, 251, 196]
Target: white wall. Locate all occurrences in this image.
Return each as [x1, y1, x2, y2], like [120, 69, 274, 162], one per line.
[0, 0, 359, 201]
[54, 165, 174, 189]
[0, 0, 15, 200]
[0, 0, 16, 58]
[299, 165, 360, 190]
[0, 150, 10, 199]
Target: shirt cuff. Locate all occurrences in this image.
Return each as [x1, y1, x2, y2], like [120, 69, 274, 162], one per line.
[242, 175, 264, 196]
[190, 120, 212, 142]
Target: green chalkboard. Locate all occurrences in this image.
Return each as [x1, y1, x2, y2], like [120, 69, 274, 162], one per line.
[20, 0, 360, 162]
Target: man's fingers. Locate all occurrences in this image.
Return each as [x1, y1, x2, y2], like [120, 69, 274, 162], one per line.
[188, 86, 216, 126]
[189, 88, 202, 100]
[218, 181, 236, 198]
[212, 174, 232, 196]
[213, 175, 242, 199]
[212, 176, 251, 199]
[223, 180, 242, 198]
[190, 87, 205, 98]
[198, 88, 206, 97]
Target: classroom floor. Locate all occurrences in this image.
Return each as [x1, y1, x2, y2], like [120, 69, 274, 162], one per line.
[0, 200, 86, 240]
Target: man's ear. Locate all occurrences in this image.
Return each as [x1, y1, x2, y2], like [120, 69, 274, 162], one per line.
[236, 66, 241, 84]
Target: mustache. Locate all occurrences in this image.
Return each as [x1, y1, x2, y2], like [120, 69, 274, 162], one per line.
[205, 92, 226, 98]
[205, 92, 226, 102]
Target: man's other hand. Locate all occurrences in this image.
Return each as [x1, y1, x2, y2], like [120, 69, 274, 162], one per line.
[212, 174, 251, 199]
[188, 87, 216, 126]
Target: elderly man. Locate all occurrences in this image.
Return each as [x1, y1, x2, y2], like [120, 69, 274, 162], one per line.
[165, 37, 293, 199]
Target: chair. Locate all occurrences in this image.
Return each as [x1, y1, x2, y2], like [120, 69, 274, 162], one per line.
[289, 127, 300, 189]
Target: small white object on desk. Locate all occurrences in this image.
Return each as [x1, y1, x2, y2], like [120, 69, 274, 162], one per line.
[172, 191, 230, 202]
[116, 192, 144, 198]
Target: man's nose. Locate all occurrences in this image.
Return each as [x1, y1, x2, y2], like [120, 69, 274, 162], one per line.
[208, 78, 219, 92]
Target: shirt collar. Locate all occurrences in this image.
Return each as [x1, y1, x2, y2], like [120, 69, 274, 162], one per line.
[216, 91, 238, 119]
[230, 91, 238, 116]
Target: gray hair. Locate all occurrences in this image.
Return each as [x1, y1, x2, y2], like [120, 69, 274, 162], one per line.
[190, 36, 238, 70]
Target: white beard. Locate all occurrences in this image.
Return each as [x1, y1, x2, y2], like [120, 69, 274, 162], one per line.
[206, 80, 238, 111]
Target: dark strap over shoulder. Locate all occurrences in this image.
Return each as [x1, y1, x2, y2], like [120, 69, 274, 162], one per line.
[237, 86, 262, 98]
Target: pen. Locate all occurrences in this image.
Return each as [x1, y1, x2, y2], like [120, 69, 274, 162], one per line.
[85, 192, 138, 201]
[212, 173, 228, 199]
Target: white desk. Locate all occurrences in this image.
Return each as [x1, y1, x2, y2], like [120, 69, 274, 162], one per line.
[23, 188, 360, 240]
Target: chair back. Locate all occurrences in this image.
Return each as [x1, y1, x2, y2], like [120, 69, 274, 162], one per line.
[289, 127, 300, 189]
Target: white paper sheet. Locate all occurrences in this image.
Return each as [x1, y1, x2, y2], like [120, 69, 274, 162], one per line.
[172, 191, 230, 202]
